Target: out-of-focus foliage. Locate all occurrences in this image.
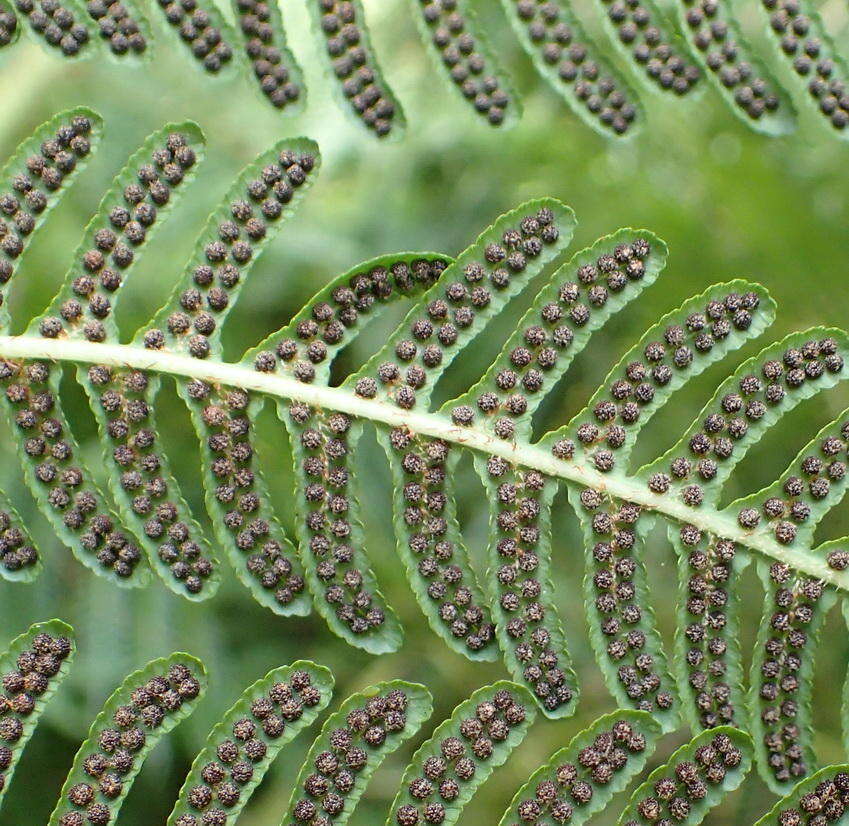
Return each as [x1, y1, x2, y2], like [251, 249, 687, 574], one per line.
[0, 0, 848, 823]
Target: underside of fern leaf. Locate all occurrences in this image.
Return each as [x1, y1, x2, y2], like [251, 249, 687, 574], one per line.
[48, 651, 207, 825]
[0, 620, 75, 807]
[617, 726, 753, 824]
[284, 679, 433, 825]
[3, 111, 849, 809]
[411, 0, 520, 127]
[388, 680, 534, 826]
[500, 0, 643, 136]
[2, 0, 849, 140]
[169, 661, 334, 825]
[499, 709, 661, 825]
[753, 764, 849, 824]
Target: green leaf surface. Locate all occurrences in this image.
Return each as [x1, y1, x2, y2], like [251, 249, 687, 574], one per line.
[497, 709, 662, 826]
[230, 0, 305, 114]
[499, 0, 643, 138]
[48, 652, 207, 826]
[591, 0, 702, 98]
[0, 488, 41, 582]
[548, 280, 775, 462]
[569, 493, 678, 729]
[143, 137, 319, 356]
[0, 358, 151, 587]
[31, 121, 206, 342]
[479, 457, 580, 718]
[0, 106, 103, 331]
[179, 384, 312, 616]
[670, 527, 751, 733]
[380, 429, 498, 662]
[168, 660, 334, 825]
[409, 0, 521, 128]
[85, 0, 152, 63]
[726, 407, 849, 547]
[0, 620, 76, 810]
[747, 556, 836, 794]
[753, 763, 849, 825]
[616, 726, 753, 825]
[282, 679, 433, 826]
[642, 328, 849, 506]
[302, 0, 406, 139]
[461, 228, 668, 440]
[754, 0, 849, 140]
[245, 252, 452, 374]
[81, 371, 222, 601]
[282, 408, 405, 654]
[148, 0, 238, 76]
[386, 680, 536, 826]
[346, 199, 576, 405]
[674, 0, 796, 136]
[14, 0, 97, 59]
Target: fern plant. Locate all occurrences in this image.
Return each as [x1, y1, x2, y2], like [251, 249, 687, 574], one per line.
[1, 107, 849, 815]
[2, 0, 849, 139]
[6, 618, 836, 824]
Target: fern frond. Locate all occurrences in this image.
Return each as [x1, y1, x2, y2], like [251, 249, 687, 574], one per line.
[590, 0, 702, 96]
[0, 109, 156, 588]
[168, 661, 334, 826]
[85, 0, 149, 58]
[410, 0, 520, 127]
[48, 652, 207, 826]
[617, 726, 753, 825]
[498, 709, 661, 826]
[347, 201, 574, 661]
[669, 523, 748, 734]
[32, 123, 214, 599]
[555, 281, 773, 727]
[499, 0, 643, 137]
[753, 764, 849, 824]
[283, 679, 433, 825]
[0, 620, 75, 808]
[247, 251, 483, 653]
[5, 328, 844, 584]
[304, 0, 405, 139]
[0, 489, 39, 580]
[756, 0, 849, 136]
[730, 411, 849, 790]
[1, 0, 849, 139]
[458, 228, 666, 717]
[0, 107, 103, 330]
[129, 139, 317, 603]
[6, 120, 206, 592]
[640, 330, 848, 506]
[12, 0, 94, 57]
[141, 138, 319, 357]
[256, 253, 453, 652]
[674, 0, 796, 134]
[230, 0, 304, 111]
[347, 200, 575, 404]
[150, 0, 236, 74]
[844, 599, 849, 751]
[153, 140, 320, 610]
[387, 681, 534, 826]
[652, 330, 847, 736]
[748, 555, 835, 794]
[3, 122, 849, 798]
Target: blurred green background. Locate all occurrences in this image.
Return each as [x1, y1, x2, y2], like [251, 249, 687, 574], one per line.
[1, 0, 849, 822]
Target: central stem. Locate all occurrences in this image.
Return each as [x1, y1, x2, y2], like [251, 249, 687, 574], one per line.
[0, 333, 843, 589]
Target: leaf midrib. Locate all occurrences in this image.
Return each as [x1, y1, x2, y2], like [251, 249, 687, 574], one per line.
[0, 333, 842, 590]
